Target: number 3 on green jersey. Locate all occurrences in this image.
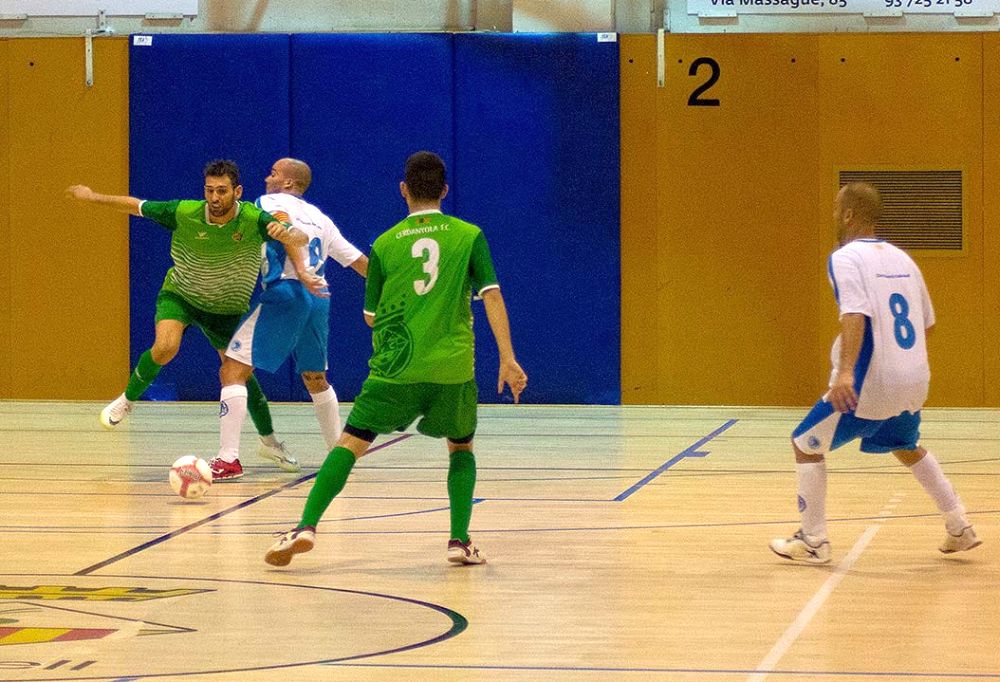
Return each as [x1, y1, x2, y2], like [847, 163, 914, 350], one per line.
[412, 237, 440, 295]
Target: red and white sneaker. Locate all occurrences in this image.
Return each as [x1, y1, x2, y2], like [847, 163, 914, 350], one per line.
[447, 538, 486, 565]
[265, 526, 316, 567]
[209, 457, 244, 482]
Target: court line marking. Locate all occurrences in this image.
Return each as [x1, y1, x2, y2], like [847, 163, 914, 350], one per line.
[748, 491, 906, 682]
[12, 505, 989, 536]
[325, 662, 1000, 678]
[72, 434, 411, 576]
[1, 573, 467, 682]
[613, 419, 739, 501]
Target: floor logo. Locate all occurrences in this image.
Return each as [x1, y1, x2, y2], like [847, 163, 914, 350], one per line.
[0, 584, 206, 646]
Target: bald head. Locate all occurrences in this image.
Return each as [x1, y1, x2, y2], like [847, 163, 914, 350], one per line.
[834, 182, 882, 244]
[838, 182, 882, 226]
[265, 158, 312, 196]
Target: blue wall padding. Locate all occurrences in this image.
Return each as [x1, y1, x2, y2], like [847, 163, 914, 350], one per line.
[128, 33, 621, 405]
[286, 33, 455, 402]
[129, 34, 296, 401]
[453, 34, 621, 403]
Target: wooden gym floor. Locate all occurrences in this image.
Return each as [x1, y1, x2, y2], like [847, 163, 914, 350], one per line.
[0, 400, 996, 681]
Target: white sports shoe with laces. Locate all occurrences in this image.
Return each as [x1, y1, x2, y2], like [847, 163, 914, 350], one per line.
[99, 393, 133, 430]
[940, 526, 982, 554]
[258, 438, 300, 472]
[447, 538, 486, 565]
[769, 529, 832, 564]
[265, 526, 316, 566]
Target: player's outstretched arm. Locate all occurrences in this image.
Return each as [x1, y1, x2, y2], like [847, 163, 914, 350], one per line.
[481, 288, 527, 403]
[65, 185, 142, 216]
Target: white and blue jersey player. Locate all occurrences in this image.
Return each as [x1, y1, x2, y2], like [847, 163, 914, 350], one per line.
[214, 159, 368, 481]
[770, 182, 980, 564]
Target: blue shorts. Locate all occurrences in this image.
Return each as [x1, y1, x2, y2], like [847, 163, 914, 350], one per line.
[225, 280, 329, 374]
[792, 400, 921, 455]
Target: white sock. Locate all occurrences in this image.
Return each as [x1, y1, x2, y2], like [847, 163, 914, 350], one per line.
[796, 460, 828, 539]
[260, 433, 280, 447]
[310, 386, 341, 449]
[909, 452, 967, 533]
[218, 384, 248, 464]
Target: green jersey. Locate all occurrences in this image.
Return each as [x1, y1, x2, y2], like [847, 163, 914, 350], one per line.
[365, 210, 499, 384]
[140, 199, 278, 315]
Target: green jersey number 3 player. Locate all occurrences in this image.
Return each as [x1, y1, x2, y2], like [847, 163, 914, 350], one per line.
[66, 160, 308, 467]
[266, 151, 528, 568]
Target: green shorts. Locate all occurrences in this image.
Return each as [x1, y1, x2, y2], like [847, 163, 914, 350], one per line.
[347, 378, 478, 441]
[154, 289, 243, 350]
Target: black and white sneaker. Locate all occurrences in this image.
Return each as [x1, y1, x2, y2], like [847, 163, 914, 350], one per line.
[770, 529, 831, 564]
[99, 393, 133, 429]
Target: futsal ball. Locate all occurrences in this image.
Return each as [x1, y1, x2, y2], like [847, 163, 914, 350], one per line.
[169, 455, 213, 499]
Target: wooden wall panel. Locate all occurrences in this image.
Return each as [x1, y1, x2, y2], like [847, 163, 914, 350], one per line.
[621, 33, 988, 406]
[817, 34, 984, 407]
[622, 34, 825, 405]
[984, 34, 1000, 407]
[4, 38, 130, 399]
[620, 35, 662, 403]
[0, 42, 10, 399]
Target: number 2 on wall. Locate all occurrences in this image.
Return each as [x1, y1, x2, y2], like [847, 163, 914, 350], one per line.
[688, 57, 720, 107]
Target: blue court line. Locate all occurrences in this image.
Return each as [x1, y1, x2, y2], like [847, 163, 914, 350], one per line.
[72, 434, 411, 576]
[20, 508, 994, 538]
[326, 662, 1000, 678]
[613, 419, 739, 502]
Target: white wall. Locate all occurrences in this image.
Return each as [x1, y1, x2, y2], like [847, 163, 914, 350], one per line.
[0, 0, 514, 35]
[0, 0, 988, 38]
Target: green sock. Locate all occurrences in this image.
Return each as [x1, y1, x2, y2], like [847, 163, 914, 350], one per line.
[246, 374, 274, 438]
[124, 350, 162, 401]
[448, 451, 477, 543]
[300, 447, 356, 528]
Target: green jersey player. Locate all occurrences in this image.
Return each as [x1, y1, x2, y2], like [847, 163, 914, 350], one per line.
[66, 160, 308, 467]
[266, 151, 527, 568]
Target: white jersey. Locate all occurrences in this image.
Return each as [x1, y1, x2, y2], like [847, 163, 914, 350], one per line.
[256, 193, 363, 287]
[827, 238, 935, 420]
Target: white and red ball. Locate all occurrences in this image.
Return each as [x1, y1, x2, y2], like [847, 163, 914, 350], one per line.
[169, 455, 213, 499]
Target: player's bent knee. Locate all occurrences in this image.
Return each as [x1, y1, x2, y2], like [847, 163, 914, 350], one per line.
[893, 446, 926, 467]
[301, 372, 329, 394]
[150, 344, 179, 365]
[343, 423, 377, 444]
[447, 433, 475, 453]
[792, 439, 824, 464]
[220, 360, 250, 386]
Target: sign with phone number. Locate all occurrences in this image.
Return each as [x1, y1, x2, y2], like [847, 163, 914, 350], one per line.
[688, 0, 994, 14]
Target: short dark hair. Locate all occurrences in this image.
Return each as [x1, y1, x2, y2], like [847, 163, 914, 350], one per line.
[204, 159, 240, 188]
[404, 151, 446, 201]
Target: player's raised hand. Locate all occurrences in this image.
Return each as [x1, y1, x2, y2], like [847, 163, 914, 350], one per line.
[65, 185, 96, 202]
[498, 358, 527, 404]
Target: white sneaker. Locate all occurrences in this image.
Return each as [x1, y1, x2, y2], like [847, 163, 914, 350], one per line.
[447, 538, 486, 565]
[265, 526, 316, 566]
[99, 394, 133, 430]
[940, 526, 983, 554]
[769, 529, 832, 565]
[258, 438, 300, 472]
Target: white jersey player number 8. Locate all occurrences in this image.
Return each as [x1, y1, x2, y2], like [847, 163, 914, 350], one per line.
[412, 237, 440, 295]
